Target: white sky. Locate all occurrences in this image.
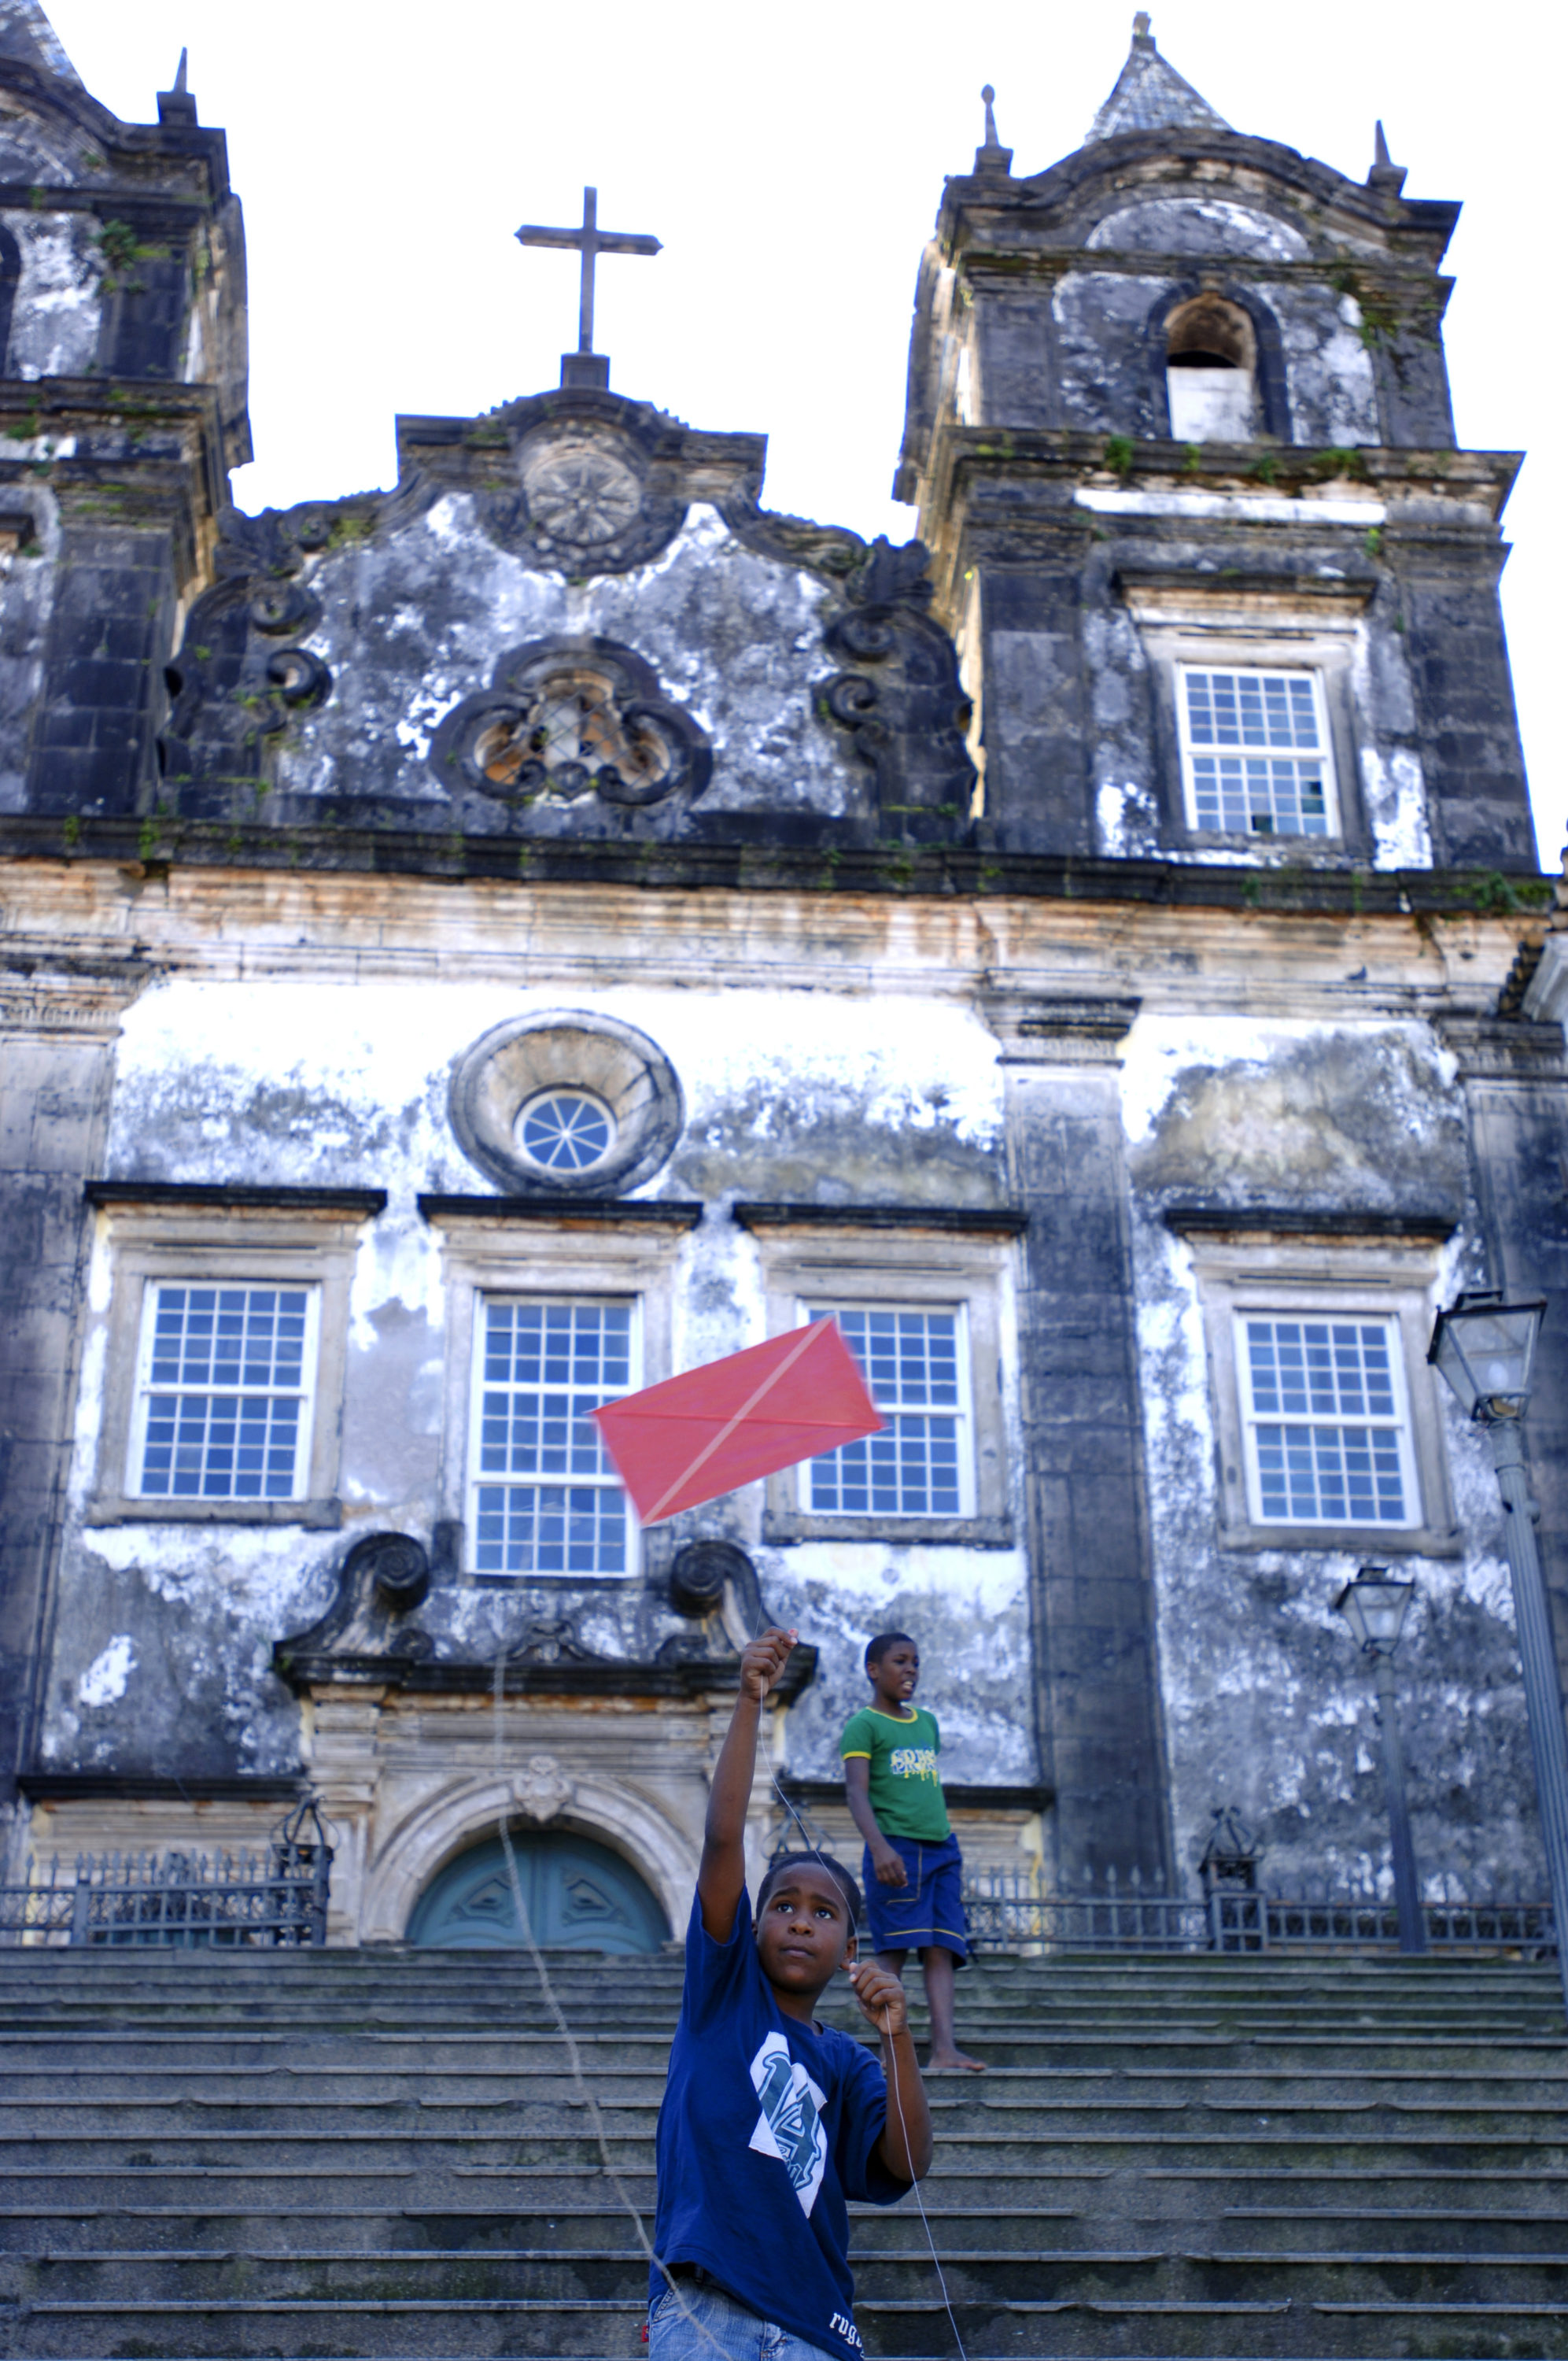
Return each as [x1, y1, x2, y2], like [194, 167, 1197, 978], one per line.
[42, 0, 1563, 868]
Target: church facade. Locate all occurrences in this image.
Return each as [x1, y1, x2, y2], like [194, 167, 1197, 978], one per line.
[0, 2, 1561, 1947]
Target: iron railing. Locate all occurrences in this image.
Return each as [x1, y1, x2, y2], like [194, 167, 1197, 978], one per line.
[962, 1865, 1555, 1957]
[0, 1798, 332, 1948]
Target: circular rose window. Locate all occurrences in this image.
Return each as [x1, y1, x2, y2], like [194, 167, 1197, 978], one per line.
[450, 1012, 683, 1199]
[516, 1088, 614, 1173]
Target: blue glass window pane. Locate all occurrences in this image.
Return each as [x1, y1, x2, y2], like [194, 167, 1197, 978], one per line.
[138, 1285, 310, 1500]
[808, 1307, 965, 1517]
[1248, 1317, 1408, 1525]
[476, 1299, 633, 1576]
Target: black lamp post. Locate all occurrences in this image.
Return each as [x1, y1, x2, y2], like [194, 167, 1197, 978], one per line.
[1428, 1288, 1568, 2012]
[1334, 1565, 1426, 1955]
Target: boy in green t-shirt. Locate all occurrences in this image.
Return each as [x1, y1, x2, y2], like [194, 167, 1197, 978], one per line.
[840, 1631, 983, 2073]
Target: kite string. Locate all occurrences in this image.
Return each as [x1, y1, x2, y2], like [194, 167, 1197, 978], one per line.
[490, 1651, 732, 2361]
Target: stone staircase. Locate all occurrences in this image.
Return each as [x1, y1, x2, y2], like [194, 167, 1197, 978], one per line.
[1, 1945, 1566, 2359]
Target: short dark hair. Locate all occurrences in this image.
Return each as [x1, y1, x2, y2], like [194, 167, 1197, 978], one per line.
[757, 1850, 864, 1934]
[865, 1630, 917, 1671]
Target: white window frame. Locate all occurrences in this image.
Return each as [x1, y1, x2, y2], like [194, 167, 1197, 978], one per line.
[423, 1203, 695, 1583]
[748, 1219, 1018, 1546]
[1233, 1307, 1420, 1533]
[465, 1292, 641, 1581]
[127, 1280, 322, 1506]
[1175, 661, 1339, 841]
[801, 1299, 976, 1521]
[1177, 1220, 1459, 1557]
[83, 1195, 367, 1530]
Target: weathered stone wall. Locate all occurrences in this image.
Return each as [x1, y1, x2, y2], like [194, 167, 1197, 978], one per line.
[9, 862, 1555, 1921]
[39, 948, 1031, 1810]
[1123, 1013, 1548, 1896]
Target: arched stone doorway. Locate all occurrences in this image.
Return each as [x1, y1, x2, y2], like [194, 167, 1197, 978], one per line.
[406, 1827, 670, 1953]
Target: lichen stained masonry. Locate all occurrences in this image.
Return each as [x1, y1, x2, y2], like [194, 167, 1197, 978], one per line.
[1120, 1012, 1540, 1893]
[44, 971, 1016, 1779]
[278, 502, 867, 820]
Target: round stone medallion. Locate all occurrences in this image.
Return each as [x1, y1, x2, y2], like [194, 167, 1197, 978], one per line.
[519, 432, 643, 552]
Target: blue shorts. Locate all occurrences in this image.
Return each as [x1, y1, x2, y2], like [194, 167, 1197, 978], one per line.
[861, 1833, 968, 1964]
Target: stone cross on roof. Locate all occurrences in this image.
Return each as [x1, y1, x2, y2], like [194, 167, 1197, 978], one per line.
[515, 186, 662, 393]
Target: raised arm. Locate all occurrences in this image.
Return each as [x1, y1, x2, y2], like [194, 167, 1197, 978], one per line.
[698, 1626, 796, 1941]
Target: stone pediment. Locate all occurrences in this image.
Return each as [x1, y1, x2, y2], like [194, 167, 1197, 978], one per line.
[157, 390, 976, 855]
[272, 1529, 817, 1703]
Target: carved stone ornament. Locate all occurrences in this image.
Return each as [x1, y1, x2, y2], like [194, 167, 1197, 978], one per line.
[511, 1753, 576, 1823]
[272, 1531, 435, 1685]
[670, 1539, 753, 1617]
[478, 416, 687, 574]
[160, 507, 334, 805]
[449, 1009, 684, 1198]
[506, 1618, 596, 1667]
[822, 536, 977, 844]
[430, 636, 710, 819]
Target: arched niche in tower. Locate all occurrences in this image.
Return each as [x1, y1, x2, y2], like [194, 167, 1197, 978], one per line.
[1149, 283, 1289, 445]
[1164, 294, 1256, 442]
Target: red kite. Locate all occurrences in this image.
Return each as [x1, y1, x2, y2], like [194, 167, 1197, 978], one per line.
[591, 1318, 884, 1526]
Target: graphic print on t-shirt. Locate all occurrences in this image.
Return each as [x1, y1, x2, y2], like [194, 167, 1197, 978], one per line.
[747, 2031, 828, 2216]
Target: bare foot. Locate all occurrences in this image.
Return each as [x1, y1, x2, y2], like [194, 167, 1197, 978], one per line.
[926, 2048, 986, 2073]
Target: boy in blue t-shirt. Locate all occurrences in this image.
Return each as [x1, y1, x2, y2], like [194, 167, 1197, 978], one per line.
[651, 1625, 932, 2361]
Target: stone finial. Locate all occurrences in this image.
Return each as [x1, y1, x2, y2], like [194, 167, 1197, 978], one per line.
[973, 83, 1013, 179]
[1133, 11, 1152, 36]
[157, 44, 198, 126]
[1368, 116, 1408, 196]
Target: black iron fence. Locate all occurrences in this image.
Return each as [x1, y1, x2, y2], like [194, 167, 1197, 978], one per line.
[0, 1800, 332, 1949]
[962, 1864, 1555, 1957]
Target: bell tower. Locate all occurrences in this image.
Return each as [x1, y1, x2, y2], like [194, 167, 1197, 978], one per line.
[896, 15, 1533, 873]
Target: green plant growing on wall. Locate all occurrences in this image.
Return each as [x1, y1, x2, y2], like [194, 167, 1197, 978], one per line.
[93, 219, 169, 295]
[1103, 435, 1134, 478]
[1456, 870, 1554, 917]
[1312, 448, 1368, 481]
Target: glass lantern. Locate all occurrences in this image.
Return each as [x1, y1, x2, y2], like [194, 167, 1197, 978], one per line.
[1335, 1565, 1415, 1654]
[1428, 1289, 1546, 1420]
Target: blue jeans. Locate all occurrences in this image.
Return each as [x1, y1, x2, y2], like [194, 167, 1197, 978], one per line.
[649, 2274, 837, 2361]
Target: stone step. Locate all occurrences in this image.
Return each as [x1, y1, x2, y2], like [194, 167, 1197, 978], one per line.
[9, 2292, 1568, 2360]
[5, 2097, 1565, 2144]
[14, 2248, 1568, 2304]
[10, 2204, 1568, 2257]
[2, 1950, 1563, 2360]
[12, 2059, 1568, 2097]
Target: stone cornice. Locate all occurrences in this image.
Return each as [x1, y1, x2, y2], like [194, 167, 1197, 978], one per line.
[418, 1193, 704, 1229]
[0, 828, 1551, 923]
[733, 1202, 1028, 1236]
[85, 1180, 388, 1215]
[0, 947, 151, 1038]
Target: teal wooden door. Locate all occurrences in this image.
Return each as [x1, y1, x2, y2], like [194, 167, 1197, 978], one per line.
[408, 1830, 670, 1953]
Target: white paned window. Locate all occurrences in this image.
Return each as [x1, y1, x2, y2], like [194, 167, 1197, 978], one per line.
[1237, 1313, 1419, 1528]
[130, 1283, 318, 1500]
[1178, 665, 1336, 838]
[470, 1298, 636, 1576]
[807, 1306, 972, 1517]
